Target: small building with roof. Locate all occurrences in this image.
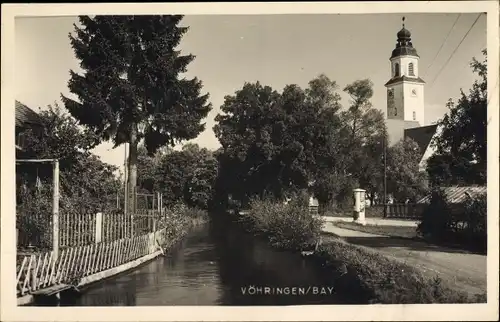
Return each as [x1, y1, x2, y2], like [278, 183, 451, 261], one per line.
[15, 100, 44, 154]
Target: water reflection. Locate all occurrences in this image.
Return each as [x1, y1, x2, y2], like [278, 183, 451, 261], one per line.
[68, 218, 348, 306]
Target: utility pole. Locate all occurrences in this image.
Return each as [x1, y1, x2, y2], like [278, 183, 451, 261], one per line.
[124, 143, 129, 216]
[383, 128, 387, 218]
[52, 160, 60, 258]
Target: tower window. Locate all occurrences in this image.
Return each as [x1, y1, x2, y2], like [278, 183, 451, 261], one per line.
[395, 63, 400, 77]
[413, 111, 416, 120]
[408, 63, 415, 76]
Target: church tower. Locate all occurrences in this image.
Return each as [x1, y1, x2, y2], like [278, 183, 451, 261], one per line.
[385, 17, 425, 126]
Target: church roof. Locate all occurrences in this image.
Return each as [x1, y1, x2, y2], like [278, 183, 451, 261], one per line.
[391, 46, 419, 59]
[390, 18, 419, 59]
[404, 124, 438, 160]
[385, 76, 426, 87]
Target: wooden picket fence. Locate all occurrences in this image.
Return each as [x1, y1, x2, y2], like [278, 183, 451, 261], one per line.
[16, 228, 171, 297]
[46, 210, 156, 249]
[385, 203, 426, 219]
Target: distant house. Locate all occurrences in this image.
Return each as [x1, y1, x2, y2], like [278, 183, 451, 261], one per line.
[15, 101, 44, 156]
[417, 186, 487, 204]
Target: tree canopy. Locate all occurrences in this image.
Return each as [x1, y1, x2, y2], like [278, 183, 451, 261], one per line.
[213, 75, 344, 206]
[386, 138, 428, 202]
[426, 49, 487, 186]
[62, 15, 211, 210]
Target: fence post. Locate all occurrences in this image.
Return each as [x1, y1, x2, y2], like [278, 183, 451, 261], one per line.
[30, 255, 37, 291]
[52, 160, 60, 259]
[95, 212, 103, 243]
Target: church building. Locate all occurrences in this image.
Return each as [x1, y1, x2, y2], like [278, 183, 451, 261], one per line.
[384, 18, 439, 172]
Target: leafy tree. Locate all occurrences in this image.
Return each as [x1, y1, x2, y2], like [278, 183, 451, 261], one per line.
[386, 137, 428, 202]
[62, 15, 211, 211]
[150, 143, 217, 209]
[336, 79, 386, 205]
[214, 74, 343, 206]
[184, 151, 218, 209]
[136, 144, 171, 193]
[426, 49, 487, 186]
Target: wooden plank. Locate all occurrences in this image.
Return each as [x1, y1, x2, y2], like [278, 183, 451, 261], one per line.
[141, 235, 147, 257]
[51, 249, 66, 284]
[92, 243, 100, 274]
[120, 239, 126, 265]
[42, 252, 54, 288]
[16, 256, 28, 285]
[61, 247, 74, 283]
[94, 243, 104, 274]
[122, 239, 128, 263]
[84, 244, 94, 275]
[59, 247, 74, 284]
[109, 241, 116, 269]
[121, 239, 127, 264]
[79, 245, 90, 275]
[114, 239, 120, 267]
[132, 236, 138, 260]
[81, 244, 89, 276]
[104, 242, 111, 270]
[31, 254, 42, 291]
[125, 238, 132, 262]
[66, 212, 70, 247]
[22, 255, 34, 295]
[115, 239, 122, 266]
[68, 246, 81, 281]
[32, 283, 78, 296]
[86, 244, 95, 275]
[112, 239, 119, 267]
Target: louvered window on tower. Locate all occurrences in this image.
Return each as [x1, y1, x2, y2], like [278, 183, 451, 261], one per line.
[408, 63, 415, 76]
[395, 63, 400, 76]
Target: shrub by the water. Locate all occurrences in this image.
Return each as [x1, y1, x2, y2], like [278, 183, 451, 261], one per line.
[160, 203, 208, 236]
[315, 238, 484, 303]
[245, 196, 324, 251]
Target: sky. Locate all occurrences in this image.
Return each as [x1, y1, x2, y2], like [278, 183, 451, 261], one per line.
[14, 13, 486, 173]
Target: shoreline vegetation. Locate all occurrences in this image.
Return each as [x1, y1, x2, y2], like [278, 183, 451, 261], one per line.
[235, 198, 486, 304]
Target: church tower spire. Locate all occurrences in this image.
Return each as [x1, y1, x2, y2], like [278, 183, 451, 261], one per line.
[385, 17, 426, 126]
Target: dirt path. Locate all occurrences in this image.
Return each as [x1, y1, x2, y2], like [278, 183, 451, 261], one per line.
[322, 222, 487, 295]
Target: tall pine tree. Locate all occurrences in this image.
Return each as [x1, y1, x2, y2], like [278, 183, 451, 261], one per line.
[62, 16, 211, 211]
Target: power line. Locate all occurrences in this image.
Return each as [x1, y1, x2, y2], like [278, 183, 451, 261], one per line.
[423, 13, 461, 78]
[428, 13, 483, 87]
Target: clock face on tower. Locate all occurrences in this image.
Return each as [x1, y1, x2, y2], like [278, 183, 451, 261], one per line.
[411, 88, 417, 96]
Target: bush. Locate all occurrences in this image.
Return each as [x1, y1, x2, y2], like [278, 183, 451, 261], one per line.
[243, 196, 324, 251]
[417, 189, 487, 252]
[16, 188, 53, 250]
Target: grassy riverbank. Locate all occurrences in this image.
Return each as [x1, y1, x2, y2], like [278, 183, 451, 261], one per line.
[334, 221, 418, 239]
[239, 199, 486, 304]
[333, 221, 486, 255]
